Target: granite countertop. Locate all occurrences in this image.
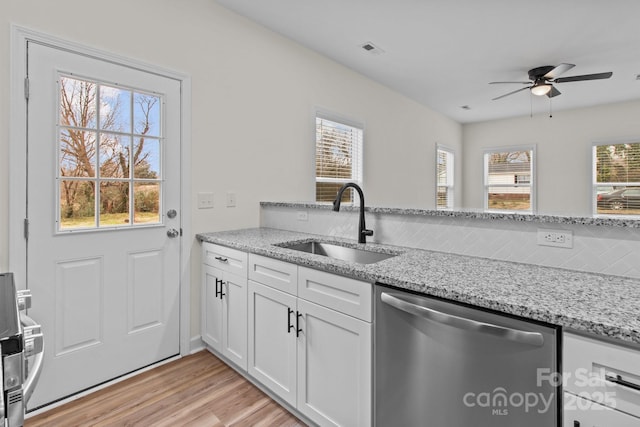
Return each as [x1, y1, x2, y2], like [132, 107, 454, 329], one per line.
[197, 227, 640, 346]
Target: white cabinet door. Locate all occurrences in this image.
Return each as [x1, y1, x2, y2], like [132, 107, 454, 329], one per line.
[221, 272, 248, 371]
[297, 298, 372, 427]
[202, 265, 248, 371]
[248, 280, 298, 407]
[202, 265, 223, 351]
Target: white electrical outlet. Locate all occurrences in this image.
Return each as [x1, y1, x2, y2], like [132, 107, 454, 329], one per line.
[536, 228, 573, 248]
[296, 211, 308, 221]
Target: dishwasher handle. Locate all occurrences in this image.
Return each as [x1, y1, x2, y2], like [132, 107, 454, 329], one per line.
[381, 292, 544, 347]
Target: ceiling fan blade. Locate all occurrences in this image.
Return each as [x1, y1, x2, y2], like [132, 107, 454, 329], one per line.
[554, 72, 613, 83]
[489, 81, 531, 85]
[547, 86, 561, 98]
[543, 63, 575, 79]
[492, 86, 531, 101]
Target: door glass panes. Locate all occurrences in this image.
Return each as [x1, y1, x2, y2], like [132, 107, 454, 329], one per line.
[133, 182, 160, 224]
[594, 143, 640, 216]
[58, 75, 163, 231]
[484, 149, 533, 212]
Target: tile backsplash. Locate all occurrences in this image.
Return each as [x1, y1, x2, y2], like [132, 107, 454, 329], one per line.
[261, 203, 640, 279]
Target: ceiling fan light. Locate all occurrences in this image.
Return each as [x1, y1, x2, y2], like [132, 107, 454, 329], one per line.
[531, 83, 552, 96]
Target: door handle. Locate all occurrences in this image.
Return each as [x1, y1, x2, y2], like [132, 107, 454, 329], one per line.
[381, 292, 544, 347]
[167, 228, 179, 238]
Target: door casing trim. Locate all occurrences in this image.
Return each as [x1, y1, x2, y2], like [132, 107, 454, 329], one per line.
[9, 24, 192, 356]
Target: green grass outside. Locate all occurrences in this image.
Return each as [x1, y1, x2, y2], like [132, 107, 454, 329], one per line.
[61, 212, 160, 229]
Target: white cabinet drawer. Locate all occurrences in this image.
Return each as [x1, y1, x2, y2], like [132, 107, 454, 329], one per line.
[564, 332, 640, 418]
[202, 242, 247, 277]
[298, 266, 372, 321]
[248, 254, 298, 295]
[564, 392, 640, 427]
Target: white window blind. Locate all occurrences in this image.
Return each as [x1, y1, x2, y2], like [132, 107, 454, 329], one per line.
[594, 142, 640, 216]
[436, 147, 454, 209]
[315, 115, 363, 203]
[484, 148, 534, 212]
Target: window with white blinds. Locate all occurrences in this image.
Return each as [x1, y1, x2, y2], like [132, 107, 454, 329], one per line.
[436, 147, 454, 209]
[594, 142, 640, 216]
[315, 115, 363, 203]
[484, 147, 534, 212]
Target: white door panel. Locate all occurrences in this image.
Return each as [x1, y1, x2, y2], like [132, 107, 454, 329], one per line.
[26, 42, 181, 409]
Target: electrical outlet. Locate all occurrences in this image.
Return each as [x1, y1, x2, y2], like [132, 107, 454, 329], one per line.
[197, 192, 214, 209]
[536, 228, 573, 248]
[296, 211, 308, 221]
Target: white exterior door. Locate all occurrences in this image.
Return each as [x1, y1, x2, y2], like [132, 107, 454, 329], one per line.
[26, 42, 182, 409]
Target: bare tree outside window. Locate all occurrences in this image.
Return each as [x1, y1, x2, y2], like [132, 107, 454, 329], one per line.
[58, 76, 161, 230]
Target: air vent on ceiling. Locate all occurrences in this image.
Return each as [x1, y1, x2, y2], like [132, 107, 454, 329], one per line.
[360, 42, 385, 55]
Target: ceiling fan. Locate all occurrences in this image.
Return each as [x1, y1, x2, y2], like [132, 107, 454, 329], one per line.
[490, 63, 612, 101]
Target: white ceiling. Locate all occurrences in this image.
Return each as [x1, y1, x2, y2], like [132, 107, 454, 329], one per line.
[215, 0, 640, 123]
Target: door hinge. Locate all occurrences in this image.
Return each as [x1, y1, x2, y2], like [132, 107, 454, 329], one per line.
[180, 228, 183, 236]
[24, 218, 29, 240]
[24, 77, 29, 100]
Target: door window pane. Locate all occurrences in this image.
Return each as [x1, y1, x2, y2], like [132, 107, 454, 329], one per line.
[134, 93, 161, 137]
[59, 129, 97, 177]
[133, 138, 160, 179]
[99, 134, 131, 178]
[99, 181, 130, 227]
[133, 182, 160, 224]
[100, 85, 131, 133]
[57, 75, 163, 231]
[59, 180, 96, 229]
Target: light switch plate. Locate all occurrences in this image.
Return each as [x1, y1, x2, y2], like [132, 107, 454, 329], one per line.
[226, 192, 236, 207]
[197, 192, 214, 209]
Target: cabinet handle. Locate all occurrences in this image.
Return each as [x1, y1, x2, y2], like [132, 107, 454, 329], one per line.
[604, 372, 640, 392]
[214, 256, 228, 263]
[287, 308, 295, 333]
[215, 278, 226, 299]
[296, 311, 303, 337]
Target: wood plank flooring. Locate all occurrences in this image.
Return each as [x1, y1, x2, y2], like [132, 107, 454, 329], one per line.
[26, 351, 306, 427]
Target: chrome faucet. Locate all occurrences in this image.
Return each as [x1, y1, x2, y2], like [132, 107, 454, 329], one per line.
[333, 182, 373, 244]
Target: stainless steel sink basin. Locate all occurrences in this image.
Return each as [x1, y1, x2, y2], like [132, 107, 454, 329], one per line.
[279, 240, 397, 264]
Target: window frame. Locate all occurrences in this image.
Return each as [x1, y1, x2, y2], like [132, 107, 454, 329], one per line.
[592, 140, 640, 217]
[56, 73, 165, 233]
[314, 110, 364, 204]
[483, 145, 536, 213]
[436, 145, 455, 210]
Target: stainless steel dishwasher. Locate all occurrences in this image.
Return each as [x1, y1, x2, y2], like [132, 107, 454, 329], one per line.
[375, 284, 560, 427]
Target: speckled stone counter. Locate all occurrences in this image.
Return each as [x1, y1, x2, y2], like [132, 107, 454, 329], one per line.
[261, 201, 640, 228]
[197, 227, 640, 345]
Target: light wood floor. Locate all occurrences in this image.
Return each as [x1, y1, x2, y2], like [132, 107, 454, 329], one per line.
[26, 351, 306, 427]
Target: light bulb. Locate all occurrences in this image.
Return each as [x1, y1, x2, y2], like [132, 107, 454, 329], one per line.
[531, 84, 552, 96]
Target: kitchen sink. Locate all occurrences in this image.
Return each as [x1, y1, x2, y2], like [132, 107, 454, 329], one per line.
[278, 240, 397, 264]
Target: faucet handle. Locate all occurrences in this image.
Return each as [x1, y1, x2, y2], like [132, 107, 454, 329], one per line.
[362, 229, 374, 237]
